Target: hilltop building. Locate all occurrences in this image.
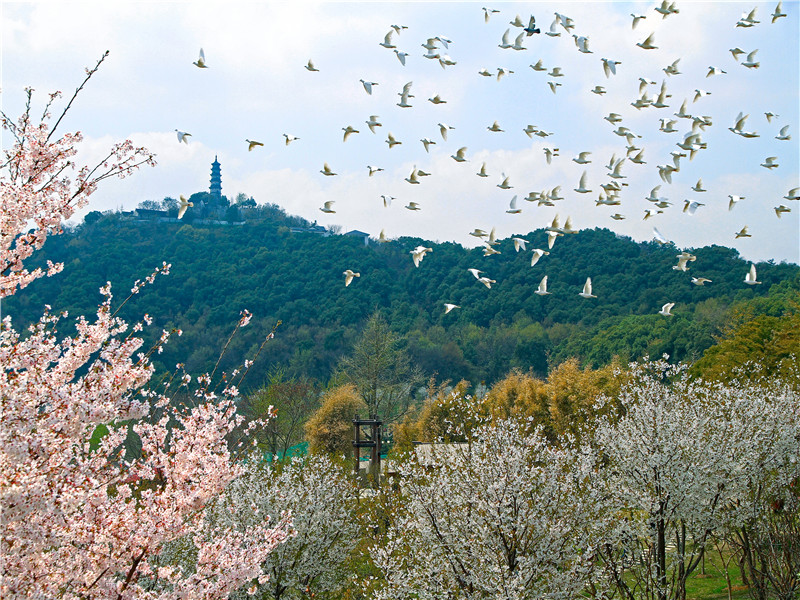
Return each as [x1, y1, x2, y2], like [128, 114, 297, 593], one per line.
[210, 156, 222, 199]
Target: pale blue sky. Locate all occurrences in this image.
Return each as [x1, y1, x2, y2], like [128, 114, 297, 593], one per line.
[3, 1, 798, 263]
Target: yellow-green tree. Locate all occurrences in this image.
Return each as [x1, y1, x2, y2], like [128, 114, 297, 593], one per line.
[305, 384, 366, 456]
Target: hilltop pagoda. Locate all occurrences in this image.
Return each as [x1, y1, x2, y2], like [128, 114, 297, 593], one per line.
[210, 156, 222, 199]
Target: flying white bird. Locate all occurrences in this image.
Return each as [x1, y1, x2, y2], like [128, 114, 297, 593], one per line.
[175, 129, 191, 144]
[691, 277, 712, 286]
[772, 1, 787, 22]
[744, 264, 761, 285]
[193, 48, 208, 68]
[342, 125, 359, 142]
[602, 58, 621, 77]
[452, 147, 468, 162]
[444, 303, 460, 313]
[386, 132, 401, 149]
[367, 166, 384, 177]
[283, 133, 300, 145]
[776, 125, 791, 141]
[535, 275, 551, 295]
[360, 79, 378, 95]
[530, 248, 549, 266]
[761, 156, 779, 169]
[379, 30, 396, 49]
[637, 33, 658, 50]
[245, 139, 264, 151]
[512, 237, 527, 252]
[658, 302, 675, 316]
[506, 195, 521, 214]
[735, 225, 751, 239]
[573, 151, 592, 164]
[673, 251, 696, 271]
[410, 246, 432, 267]
[574, 171, 591, 193]
[579, 277, 597, 298]
[477, 162, 490, 177]
[405, 202, 421, 211]
[774, 205, 791, 218]
[343, 270, 360, 287]
[320, 162, 336, 176]
[438, 122, 455, 141]
[320, 200, 336, 213]
[178, 195, 193, 219]
[304, 59, 318, 72]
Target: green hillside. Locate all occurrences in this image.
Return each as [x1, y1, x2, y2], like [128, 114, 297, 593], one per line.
[5, 204, 798, 391]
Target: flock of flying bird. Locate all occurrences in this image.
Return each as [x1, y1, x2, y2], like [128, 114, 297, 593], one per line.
[174, 2, 796, 318]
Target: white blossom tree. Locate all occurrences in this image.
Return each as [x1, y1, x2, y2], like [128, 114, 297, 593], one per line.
[201, 454, 361, 600]
[371, 416, 605, 600]
[592, 360, 800, 600]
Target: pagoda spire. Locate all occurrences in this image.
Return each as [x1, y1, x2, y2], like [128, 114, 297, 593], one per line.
[209, 155, 222, 199]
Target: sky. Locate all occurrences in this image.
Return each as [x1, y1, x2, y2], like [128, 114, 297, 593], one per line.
[2, 1, 799, 264]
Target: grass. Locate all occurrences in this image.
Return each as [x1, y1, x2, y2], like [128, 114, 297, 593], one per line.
[683, 548, 752, 600]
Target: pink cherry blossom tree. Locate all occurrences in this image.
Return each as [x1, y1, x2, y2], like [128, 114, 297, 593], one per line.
[1, 55, 291, 599]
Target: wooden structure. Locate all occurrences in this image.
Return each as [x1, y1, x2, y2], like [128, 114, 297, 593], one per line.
[353, 414, 382, 487]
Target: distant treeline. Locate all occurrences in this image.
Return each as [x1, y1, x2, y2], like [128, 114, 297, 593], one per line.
[6, 203, 798, 393]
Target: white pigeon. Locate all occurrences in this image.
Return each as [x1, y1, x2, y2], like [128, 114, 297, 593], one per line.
[776, 125, 791, 141]
[405, 169, 420, 185]
[405, 201, 421, 211]
[573, 35, 592, 53]
[673, 251, 696, 271]
[343, 270, 360, 287]
[304, 58, 318, 72]
[381, 194, 394, 207]
[421, 138, 436, 152]
[193, 48, 208, 68]
[487, 120, 504, 132]
[735, 225, 751, 239]
[410, 246, 432, 267]
[602, 58, 620, 77]
[438, 123, 455, 141]
[742, 50, 760, 69]
[386, 132, 401, 148]
[772, 1, 787, 22]
[729, 195, 745, 211]
[320, 162, 337, 176]
[175, 129, 191, 144]
[178, 195, 193, 219]
[379, 30, 396, 49]
[683, 200, 704, 215]
[534, 275, 551, 295]
[652, 227, 670, 245]
[691, 277, 712, 286]
[366, 115, 382, 133]
[320, 200, 336, 213]
[530, 248, 549, 266]
[342, 125, 359, 142]
[761, 156, 779, 169]
[497, 174, 513, 189]
[774, 205, 791, 218]
[360, 79, 378, 95]
[574, 171, 591, 193]
[784, 188, 800, 201]
[658, 303, 675, 316]
[478, 276, 496, 289]
[637, 33, 658, 50]
[444, 303, 460, 314]
[692, 179, 706, 193]
[512, 237, 527, 252]
[573, 152, 592, 164]
[452, 147, 468, 162]
[468, 267, 483, 279]
[506, 195, 521, 214]
[477, 162, 490, 177]
[367, 166, 384, 177]
[283, 133, 300, 145]
[579, 277, 597, 298]
[394, 49, 408, 65]
[744, 264, 761, 285]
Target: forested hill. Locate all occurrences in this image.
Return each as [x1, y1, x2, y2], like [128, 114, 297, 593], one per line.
[6, 205, 798, 389]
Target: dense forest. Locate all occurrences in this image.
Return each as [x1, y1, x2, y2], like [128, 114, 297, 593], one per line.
[5, 201, 798, 394]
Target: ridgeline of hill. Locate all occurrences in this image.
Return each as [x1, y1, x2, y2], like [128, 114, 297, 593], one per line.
[6, 203, 799, 391]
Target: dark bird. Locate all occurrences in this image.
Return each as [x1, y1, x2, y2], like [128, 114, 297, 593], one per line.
[524, 15, 541, 35]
